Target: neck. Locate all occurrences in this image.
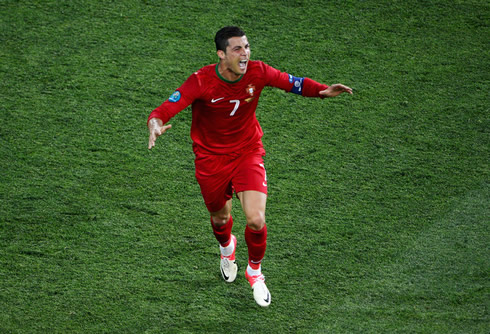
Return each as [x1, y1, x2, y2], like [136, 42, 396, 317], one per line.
[217, 62, 242, 82]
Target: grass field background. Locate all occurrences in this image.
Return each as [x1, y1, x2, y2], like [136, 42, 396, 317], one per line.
[1, 0, 488, 333]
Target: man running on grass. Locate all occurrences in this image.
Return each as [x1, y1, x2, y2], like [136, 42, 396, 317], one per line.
[147, 26, 352, 307]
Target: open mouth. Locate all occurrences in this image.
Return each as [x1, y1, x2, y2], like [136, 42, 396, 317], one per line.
[239, 59, 248, 70]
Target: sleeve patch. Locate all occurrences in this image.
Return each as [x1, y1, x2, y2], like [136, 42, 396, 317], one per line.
[288, 75, 304, 95]
[169, 91, 181, 102]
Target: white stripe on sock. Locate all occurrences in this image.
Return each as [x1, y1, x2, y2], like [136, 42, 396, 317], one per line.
[220, 240, 234, 257]
[247, 265, 261, 277]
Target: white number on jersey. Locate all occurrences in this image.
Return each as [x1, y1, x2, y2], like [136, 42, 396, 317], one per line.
[229, 100, 240, 116]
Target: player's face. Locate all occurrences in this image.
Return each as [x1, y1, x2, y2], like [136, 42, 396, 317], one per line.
[219, 36, 250, 79]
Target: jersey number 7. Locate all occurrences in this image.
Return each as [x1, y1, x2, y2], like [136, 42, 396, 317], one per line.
[230, 100, 240, 116]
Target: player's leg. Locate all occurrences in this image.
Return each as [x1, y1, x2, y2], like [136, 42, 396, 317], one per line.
[195, 153, 238, 282]
[232, 150, 268, 271]
[237, 190, 271, 307]
[232, 147, 271, 306]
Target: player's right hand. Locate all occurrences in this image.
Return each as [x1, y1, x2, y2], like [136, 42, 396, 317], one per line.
[148, 118, 172, 150]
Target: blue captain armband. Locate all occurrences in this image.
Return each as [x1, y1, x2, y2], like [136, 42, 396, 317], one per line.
[288, 74, 304, 95]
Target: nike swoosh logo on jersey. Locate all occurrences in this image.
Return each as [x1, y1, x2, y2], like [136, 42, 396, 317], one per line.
[211, 97, 225, 103]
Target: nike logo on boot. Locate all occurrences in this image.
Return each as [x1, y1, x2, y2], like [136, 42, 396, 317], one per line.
[264, 292, 270, 304]
[221, 266, 230, 281]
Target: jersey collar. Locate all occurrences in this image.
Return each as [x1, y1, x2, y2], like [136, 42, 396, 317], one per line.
[215, 64, 244, 84]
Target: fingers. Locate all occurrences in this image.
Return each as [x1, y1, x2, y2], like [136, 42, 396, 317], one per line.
[320, 84, 353, 97]
[333, 83, 353, 94]
[329, 84, 353, 97]
[148, 134, 156, 150]
[148, 130, 158, 149]
[148, 124, 172, 150]
[342, 85, 353, 95]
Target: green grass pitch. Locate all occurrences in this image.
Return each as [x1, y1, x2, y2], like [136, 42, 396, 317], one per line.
[1, 0, 488, 333]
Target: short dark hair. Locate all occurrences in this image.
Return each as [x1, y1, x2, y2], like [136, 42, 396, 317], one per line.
[215, 26, 246, 52]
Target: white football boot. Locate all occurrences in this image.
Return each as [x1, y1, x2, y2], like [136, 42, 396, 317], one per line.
[220, 234, 237, 283]
[245, 271, 271, 307]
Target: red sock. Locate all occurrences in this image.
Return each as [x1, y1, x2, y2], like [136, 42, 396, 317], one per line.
[245, 224, 267, 270]
[210, 216, 233, 247]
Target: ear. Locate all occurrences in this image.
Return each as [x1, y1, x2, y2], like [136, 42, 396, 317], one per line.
[217, 50, 226, 60]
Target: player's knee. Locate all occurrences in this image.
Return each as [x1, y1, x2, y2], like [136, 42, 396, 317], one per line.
[246, 212, 265, 231]
[211, 213, 231, 227]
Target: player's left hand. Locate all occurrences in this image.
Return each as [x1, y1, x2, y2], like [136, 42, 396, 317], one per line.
[319, 84, 353, 97]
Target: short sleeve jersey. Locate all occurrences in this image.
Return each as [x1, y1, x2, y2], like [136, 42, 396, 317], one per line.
[148, 60, 328, 155]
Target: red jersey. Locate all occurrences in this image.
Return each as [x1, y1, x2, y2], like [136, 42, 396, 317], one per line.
[148, 60, 328, 155]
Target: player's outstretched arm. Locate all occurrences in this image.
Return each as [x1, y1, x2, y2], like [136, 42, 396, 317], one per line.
[319, 84, 353, 98]
[148, 117, 172, 150]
